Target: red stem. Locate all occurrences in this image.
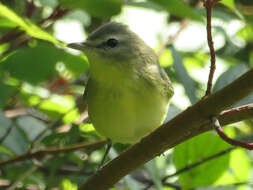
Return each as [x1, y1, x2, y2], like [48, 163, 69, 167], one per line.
[212, 117, 253, 150]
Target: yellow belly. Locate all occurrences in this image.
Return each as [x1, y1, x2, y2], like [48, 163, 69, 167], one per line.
[87, 80, 169, 143]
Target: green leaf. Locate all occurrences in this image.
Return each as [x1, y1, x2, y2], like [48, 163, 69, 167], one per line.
[39, 95, 75, 118]
[171, 47, 198, 104]
[59, 0, 122, 18]
[126, 1, 164, 12]
[148, 0, 203, 21]
[0, 111, 28, 154]
[220, 0, 235, 10]
[214, 64, 252, 106]
[1, 41, 89, 83]
[215, 148, 250, 185]
[145, 160, 163, 190]
[173, 131, 231, 189]
[0, 83, 16, 108]
[0, 3, 61, 45]
[17, 116, 47, 141]
[0, 145, 14, 157]
[61, 179, 78, 190]
[41, 125, 80, 146]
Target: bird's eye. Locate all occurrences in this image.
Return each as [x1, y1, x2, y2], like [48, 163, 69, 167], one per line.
[106, 38, 118, 48]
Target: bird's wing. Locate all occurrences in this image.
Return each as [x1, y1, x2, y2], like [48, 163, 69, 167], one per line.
[158, 63, 174, 100]
[83, 81, 89, 101]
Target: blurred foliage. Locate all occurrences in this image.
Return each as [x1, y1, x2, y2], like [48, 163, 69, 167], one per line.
[0, 0, 252, 189]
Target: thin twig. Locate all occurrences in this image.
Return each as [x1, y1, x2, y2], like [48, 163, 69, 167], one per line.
[203, 0, 221, 96]
[29, 109, 73, 151]
[144, 147, 234, 189]
[0, 124, 13, 144]
[6, 156, 50, 190]
[0, 140, 106, 167]
[212, 117, 253, 149]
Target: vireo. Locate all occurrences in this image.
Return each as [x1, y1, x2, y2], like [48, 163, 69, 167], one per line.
[68, 22, 173, 144]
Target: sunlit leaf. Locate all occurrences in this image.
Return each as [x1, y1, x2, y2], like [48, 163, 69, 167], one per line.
[61, 178, 78, 190]
[0, 3, 61, 45]
[39, 95, 75, 117]
[215, 148, 250, 185]
[173, 131, 232, 189]
[220, 0, 235, 10]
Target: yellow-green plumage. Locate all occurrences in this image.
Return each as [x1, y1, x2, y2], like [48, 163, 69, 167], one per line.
[68, 22, 173, 143]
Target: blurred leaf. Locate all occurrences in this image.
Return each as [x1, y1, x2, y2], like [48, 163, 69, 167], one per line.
[62, 109, 80, 124]
[126, 1, 164, 11]
[237, 24, 253, 42]
[59, 0, 122, 18]
[159, 49, 173, 67]
[1, 41, 89, 84]
[148, 0, 203, 21]
[214, 64, 248, 91]
[220, 0, 235, 10]
[171, 47, 198, 103]
[39, 95, 75, 118]
[0, 18, 17, 29]
[213, 64, 253, 106]
[79, 123, 95, 133]
[61, 178, 78, 190]
[37, 0, 58, 7]
[41, 125, 80, 146]
[17, 116, 47, 141]
[0, 3, 61, 45]
[145, 160, 163, 190]
[215, 148, 250, 185]
[173, 131, 231, 189]
[0, 111, 28, 154]
[0, 83, 16, 108]
[164, 104, 181, 122]
[0, 145, 14, 157]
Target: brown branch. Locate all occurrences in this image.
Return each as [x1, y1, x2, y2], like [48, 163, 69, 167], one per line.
[143, 104, 253, 189]
[0, 140, 106, 167]
[80, 69, 253, 190]
[203, 0, 221, 96]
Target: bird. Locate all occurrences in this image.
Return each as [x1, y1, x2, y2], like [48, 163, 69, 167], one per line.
[68, 22, 173, 144]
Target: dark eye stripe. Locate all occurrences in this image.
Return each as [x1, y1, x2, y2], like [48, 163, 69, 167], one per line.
[106, 38, 118, 48]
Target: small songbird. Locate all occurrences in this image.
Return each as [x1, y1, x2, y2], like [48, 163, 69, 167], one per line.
[68, 22, 173, 144]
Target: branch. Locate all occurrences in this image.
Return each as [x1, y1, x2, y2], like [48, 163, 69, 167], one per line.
[0, 140, 106, 167]
[213, 117, 253, 149]
[204, 0, 221, 96]
[80, 69, 253, 190]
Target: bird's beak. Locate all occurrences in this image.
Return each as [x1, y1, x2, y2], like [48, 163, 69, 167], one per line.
[67, 42, 90, 51]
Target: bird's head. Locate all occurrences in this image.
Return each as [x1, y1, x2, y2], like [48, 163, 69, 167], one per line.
[68, 22, 152, 64]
